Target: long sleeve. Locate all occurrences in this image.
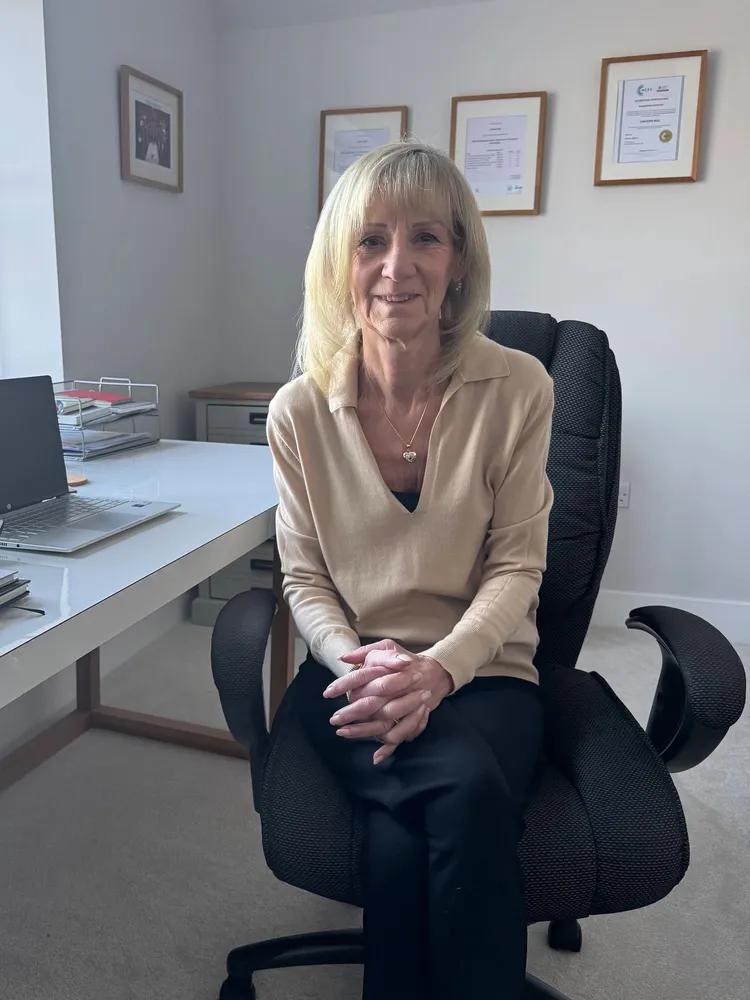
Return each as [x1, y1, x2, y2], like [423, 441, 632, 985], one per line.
[421, 379, 554, 691]
[267, 407, 361, 677]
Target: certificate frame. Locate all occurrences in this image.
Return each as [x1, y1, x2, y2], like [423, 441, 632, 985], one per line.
[594, 50, 707, 186]
[119, 65, 183, 193]
[449, 92, 547, 216]
[319, 105, 409, 211]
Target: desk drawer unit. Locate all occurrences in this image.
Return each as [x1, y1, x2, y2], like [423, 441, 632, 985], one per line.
[206, 403, 269, 445]
[190, 384, 281, 625]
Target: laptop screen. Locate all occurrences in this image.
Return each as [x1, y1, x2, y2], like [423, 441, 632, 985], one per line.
[0, 376, 69, 514]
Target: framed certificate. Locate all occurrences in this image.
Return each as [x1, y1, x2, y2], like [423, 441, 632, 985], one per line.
[450, 92, 547, 216]
[595, 50, 707, 185]
[319, 106, 408, 211]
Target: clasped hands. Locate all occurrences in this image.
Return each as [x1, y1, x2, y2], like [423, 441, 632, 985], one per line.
[323, 639, 454, 765]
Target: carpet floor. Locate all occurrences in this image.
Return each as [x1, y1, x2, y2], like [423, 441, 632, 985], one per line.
[0, 623, 747, 1000]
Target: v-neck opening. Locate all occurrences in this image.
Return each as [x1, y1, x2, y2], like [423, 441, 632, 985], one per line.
[348, 408, 439, 515]
[345, 366, 462, 515]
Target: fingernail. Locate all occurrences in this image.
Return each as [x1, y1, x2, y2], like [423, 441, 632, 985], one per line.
[335, 728, 349, 737]
[413, 672, 423, 683]
[330, 713, 341, 724]
[396, 653, 410, 662]
[421, 691, 431, 701]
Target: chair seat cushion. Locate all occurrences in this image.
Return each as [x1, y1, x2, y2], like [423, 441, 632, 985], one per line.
[261, 690, 366, 906]
[539, 667, 690, 916]
[519, 763, 597, 923]
[260, 668, 689, 921]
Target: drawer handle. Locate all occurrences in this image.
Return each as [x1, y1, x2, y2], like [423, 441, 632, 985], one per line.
[250, 558, 274, 573]
[249, 413, 268, 424]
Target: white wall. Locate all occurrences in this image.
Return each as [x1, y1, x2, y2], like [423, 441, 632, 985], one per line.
[43, 0, 223, 439]
[0, 0, 63, 381]
[219, 0, 750, 635]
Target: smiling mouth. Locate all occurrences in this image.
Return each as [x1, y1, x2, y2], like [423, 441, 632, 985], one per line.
[376, 294, 418, 303]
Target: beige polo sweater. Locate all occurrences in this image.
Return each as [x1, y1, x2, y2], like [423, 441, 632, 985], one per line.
[267, 333, 554, 691]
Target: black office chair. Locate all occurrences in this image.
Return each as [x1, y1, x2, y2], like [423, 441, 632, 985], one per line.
[211, 311, 746, 1000]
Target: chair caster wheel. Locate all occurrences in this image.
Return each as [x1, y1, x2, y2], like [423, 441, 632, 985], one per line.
[219, 976, 256, 1000]
[547, 919, 583, 953]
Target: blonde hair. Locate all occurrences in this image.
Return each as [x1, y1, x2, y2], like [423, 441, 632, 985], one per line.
[296, 140, 491, 393]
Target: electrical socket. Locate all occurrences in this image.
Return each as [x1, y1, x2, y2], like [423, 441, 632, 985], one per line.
[618, 481, 631, 509]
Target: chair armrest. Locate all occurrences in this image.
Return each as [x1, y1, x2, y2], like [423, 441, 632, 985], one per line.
[626, 605, 746, 773]
[211, 588, 276, 805]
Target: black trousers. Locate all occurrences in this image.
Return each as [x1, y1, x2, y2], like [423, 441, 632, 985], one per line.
[292, 655, 544, 1000]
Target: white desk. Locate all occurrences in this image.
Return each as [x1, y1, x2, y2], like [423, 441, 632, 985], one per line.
[0, 440, 291, 792]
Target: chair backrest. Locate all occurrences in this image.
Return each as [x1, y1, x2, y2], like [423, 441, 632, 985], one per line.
[486, 311, 621, 670]
[291, 311, 621, 669]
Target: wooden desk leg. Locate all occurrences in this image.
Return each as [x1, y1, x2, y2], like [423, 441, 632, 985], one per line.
[269, 540, 295, 722]
[76, 649, 101, 712]
[0, 649, 99, 794]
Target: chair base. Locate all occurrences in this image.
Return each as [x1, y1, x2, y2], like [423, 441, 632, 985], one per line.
[525, 974, 575, 999]
[221, 928, 575, 999]
[548, 918, 583, 953]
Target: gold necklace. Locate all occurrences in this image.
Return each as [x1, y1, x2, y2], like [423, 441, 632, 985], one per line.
[366, 370, 432, 464]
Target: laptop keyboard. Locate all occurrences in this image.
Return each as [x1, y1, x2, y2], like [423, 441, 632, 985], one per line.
[3, 496, 129, 540]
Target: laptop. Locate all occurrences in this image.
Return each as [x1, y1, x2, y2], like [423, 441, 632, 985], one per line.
[0, 375, 180, 553]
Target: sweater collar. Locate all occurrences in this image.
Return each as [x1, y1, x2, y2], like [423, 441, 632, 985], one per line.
[327, 333, 510, 413]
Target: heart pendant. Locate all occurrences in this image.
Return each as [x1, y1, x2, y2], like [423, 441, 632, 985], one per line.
[403, 450, 417, 463]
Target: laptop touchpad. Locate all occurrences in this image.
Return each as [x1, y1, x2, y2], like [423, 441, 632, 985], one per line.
[77, 511, 146, 531]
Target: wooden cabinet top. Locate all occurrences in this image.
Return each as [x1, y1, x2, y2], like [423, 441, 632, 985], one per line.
[189, 381, 284, 402]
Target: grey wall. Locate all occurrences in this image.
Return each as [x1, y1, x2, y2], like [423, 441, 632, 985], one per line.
[44, 0, 223, 439]
[219, 0, 490, 31]
[0, 0, 222, 758]
[218, 0, 750, 633]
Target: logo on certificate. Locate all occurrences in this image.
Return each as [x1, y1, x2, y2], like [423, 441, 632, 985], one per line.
[659, 129, 674, 143]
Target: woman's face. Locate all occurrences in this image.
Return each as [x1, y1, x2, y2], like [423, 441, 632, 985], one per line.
[351, 199, 461, 347]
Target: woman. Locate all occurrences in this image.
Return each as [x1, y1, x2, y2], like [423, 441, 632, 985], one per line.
[267, 140, 554, 1000]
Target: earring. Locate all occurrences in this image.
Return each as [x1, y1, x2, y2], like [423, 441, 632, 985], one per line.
[455, 280, 463, 293]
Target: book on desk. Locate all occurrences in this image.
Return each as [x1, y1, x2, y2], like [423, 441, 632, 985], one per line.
[0, 572, 31, 608]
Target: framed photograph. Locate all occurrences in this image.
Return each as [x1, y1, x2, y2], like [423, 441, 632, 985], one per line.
[119, 65, 184, 193]
[594, 50, 707, 185]
[319, 106, 408, 211]
[450, 92, 547, 216]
